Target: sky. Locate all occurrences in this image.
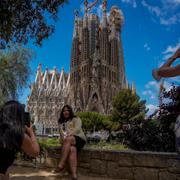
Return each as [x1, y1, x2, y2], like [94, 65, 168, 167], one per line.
[20, 0, 180, 115]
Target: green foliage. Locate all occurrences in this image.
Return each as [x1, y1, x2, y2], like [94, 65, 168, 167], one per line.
[118, 85, 180, 152]
[77, 111, 114, 132]
[0, 0, 68, 47]
[38, 137, 127, 151]
[38, 138, 61, 150]
[156, 85, 180, 151]
[77, 112, 104, 132]
[0, 45, 33, 105]
[112, 89, 147, 127]
[86, 141, 128, 151]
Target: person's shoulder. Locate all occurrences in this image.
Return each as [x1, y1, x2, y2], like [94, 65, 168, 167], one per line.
[72, 116, 81, 121]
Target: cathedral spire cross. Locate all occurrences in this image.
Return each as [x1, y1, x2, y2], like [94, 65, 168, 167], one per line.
[102, 0, 107, 13]
[74, 9, 78, 18]
[84, 0, 88, 15]
[84, 0, 99, 14]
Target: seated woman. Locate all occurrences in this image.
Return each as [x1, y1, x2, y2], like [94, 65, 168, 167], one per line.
[0, 101, 40, 180]
[56, 105, 86, 180]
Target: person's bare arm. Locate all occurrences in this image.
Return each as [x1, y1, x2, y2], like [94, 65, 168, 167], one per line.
[152, 48, 180, 80]
[21, 124, 40, 157]
[159, 48, 180, 69]
[158, 64, 180, 77]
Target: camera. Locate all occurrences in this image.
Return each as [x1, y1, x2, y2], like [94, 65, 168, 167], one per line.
[24, 112, 31, 127]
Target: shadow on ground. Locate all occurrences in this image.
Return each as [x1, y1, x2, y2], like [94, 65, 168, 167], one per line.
[9, 166, 114, 180]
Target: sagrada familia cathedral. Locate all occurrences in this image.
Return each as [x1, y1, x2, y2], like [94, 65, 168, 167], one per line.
[27, 0, 135, 135]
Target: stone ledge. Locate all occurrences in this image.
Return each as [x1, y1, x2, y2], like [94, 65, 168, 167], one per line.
[45, 147, 180, 180]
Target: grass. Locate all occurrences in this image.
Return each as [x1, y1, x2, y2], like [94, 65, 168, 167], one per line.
[86, 141, 128, 151]
[38, 137, 61, 149]
[37, 137, 127, 151]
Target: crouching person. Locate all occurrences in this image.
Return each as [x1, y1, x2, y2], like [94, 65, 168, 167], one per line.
[0, 101, 40, 180]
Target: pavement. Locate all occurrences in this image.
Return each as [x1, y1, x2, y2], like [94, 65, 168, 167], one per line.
[9, 166, 115, 180]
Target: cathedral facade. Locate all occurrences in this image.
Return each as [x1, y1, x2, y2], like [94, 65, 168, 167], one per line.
[27, 0, 134, 135]
[67, 0, 127, 114]
[27, 66, 70, 134]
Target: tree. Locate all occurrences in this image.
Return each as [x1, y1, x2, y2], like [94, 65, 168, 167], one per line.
[0, 45, 34, 106]
[118, 85, 180, 152]
[156, 85, 180, 152]
[111, 89, 147, 127]
[0, 0, 67, 48]
[77, 112, 104, 133]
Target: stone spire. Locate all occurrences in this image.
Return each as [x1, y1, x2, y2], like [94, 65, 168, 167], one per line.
[50, 67, 58, 89]
[35, 63, 42, 84]
[131, 81, 136, 95]
[42, 67, 49, 89]
[73, 9, 79, 38]
[102, 0, 108, 29]
[111, 20, 116, 39]
[83, 0, 88, 28]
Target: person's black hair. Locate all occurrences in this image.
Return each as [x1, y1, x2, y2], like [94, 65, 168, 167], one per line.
[58, 105, 76, 124]
[0, 100, 25, 151]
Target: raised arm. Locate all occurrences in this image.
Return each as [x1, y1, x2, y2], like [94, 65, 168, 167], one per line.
[21, 124, 40, 157]
[152, 47, 180, 80]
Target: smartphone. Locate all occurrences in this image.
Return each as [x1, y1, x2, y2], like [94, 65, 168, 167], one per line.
[24, 112, 31, 127]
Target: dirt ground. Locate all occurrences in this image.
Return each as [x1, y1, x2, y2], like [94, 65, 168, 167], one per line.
[9, 166, 114, 180]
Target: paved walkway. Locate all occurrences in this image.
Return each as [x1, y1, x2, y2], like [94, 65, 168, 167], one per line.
[9, 166, 114, 180]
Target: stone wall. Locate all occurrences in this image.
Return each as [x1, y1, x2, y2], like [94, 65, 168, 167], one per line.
[45, 147, 180, 180]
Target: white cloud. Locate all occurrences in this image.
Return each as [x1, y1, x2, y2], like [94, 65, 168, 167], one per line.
[160, 15, 178, 25]
[160, 40, 180, 67]
[143, 90, 156, 99]
[144, 43, 151, 51]
[121, 0, 137, 8]
[141, 0, 180, 26]
[162, 41, 180, 55]
[145, 81, 160, 90]
[141, 0, 161, 16]
[146, 104, 158, 115]
[165, 0, 180, 6]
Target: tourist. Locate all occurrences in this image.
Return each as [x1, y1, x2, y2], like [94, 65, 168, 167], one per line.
[55, 105, 86, 180]
[152, 47, 180, 81]
[152, 47, 180, 154]
[0, 101, 39, 180]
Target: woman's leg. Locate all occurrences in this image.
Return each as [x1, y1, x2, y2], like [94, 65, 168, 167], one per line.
[68, 146, 78, 178]
[0, 173, 9, 180]
[58, 136, 76, 168]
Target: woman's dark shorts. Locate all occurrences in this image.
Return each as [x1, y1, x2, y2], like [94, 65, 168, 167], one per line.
[74, 136, 86, 152]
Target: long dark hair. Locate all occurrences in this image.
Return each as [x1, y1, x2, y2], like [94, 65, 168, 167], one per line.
[58, 105, 76, 124]
[0, 100, 25, 151]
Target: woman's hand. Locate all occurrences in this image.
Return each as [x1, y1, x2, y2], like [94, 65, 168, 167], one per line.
[25, 123, 34, 137]
[173, 48, 180, 59]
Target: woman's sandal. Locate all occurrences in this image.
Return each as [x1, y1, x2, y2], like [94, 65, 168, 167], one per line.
[72, 177, 78, 180]
[52, 166, 64, 173]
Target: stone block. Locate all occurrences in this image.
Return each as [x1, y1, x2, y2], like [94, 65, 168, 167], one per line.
[107, 162, 133, 179]
[78, 167, 91, 175]
[159, 171, 176, 180]
[118, 155, 133, 167]
[168, 159, 180, 174]
[78, 162, 90, 169]
[78, 151, 92, 163]
[104, 151, 119, 161]
[134, 154, 167, 168]
[90, 159, 107, 175]
[91, 151, 105, 160]
[134, 167, 159, 180]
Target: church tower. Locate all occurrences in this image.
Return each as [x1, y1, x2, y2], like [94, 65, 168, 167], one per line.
[68, 0, 127, 114]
